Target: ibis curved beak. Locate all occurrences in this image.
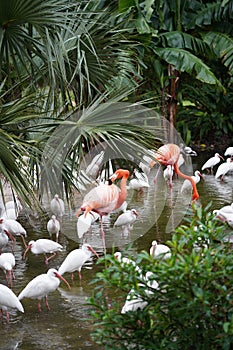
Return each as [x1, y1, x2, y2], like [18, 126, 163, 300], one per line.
[54, 271, 71, 289]
[22, 244, 32, 260]
[198, 172, 205, 180]
[87, 246, 99, 259]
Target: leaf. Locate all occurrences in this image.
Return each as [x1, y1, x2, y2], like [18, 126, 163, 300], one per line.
[153, 47, 225, 91]
[202, 31, 233, 73]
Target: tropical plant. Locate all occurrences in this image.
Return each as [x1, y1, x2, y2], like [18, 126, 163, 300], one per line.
[115, 0, 233, 131]
[0, 0, 152, 204]
[88, 203, 233, 349]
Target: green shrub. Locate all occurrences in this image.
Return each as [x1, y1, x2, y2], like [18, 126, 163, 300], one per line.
[88, 204, 233, 349]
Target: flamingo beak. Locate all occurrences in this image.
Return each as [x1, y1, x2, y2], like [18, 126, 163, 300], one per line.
[87, 246, 99, 259]
[109, 173, 118, 182]
[22, 244, 32, 260]
[54, 272, 71, 289]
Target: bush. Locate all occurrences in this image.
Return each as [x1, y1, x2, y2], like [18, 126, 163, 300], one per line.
[88, 204, 233, 349]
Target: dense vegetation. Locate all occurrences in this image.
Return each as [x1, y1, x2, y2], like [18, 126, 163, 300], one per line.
[1, 0, 233, 204]
[89, 204, 233, 349]
[1, 2, 233, 348]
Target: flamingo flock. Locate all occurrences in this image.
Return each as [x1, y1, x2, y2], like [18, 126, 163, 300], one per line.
[1, 142, 233, 324]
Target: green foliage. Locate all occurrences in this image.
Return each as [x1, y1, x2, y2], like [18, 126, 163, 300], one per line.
[176, 74, 233, 142]
[88, 204, 233, 349]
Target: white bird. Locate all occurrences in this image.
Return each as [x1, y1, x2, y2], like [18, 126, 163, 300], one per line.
[50, 194, 65, 220]
[0, 252, 15, 288]
[139, 150, 156, 175]
[58, 244, 99, 282]
[121, 271, 159, 314]
[128, 169, 149, 191]
[180, 144, 197, 156]
[215, 158, 233, 181]
[77, 211, 100, 239]
[150, 240, 171, 260]
[181, 170, 203, 193]
[114, 209, 139, 236]
[1, 208, 17, 220]
[0, 218, 26, 248]
[163, 165, 174, 189]
[217, 212, 233, 229]
[213, 203, 233, 222]
[18, 268, 70, 312]
[0, 226, 15, 253]
[0, 284, 24, 323]
[2, 198, 23, 219]
[47, 215, 61, 242]
[224, 147, 233, 156]
[23, 239, 63, 265]
[201, 153, 224, 173]
[114, 251, 141, 272]
[85, 150, 104, 179]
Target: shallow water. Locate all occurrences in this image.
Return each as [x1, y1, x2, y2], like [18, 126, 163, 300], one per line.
[1, 152, 233, 350]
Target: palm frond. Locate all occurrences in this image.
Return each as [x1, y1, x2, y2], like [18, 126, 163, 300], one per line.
[202, 31, 233, 73]
[187, 0, 233, 29]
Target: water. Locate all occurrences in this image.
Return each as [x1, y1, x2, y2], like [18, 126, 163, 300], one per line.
[1, 152, 233, 350]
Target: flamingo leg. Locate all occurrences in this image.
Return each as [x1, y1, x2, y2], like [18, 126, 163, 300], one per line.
[99, 216, 106, 251]
[169, 171, 173, 208]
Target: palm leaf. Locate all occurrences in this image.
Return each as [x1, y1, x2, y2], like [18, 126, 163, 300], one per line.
[202, 31, 233, 73]
[187, 0, 233, 29]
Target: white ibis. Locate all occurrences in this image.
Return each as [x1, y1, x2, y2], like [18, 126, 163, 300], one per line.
[58, 244, 99, 282]
[224, 147, 233, 157]
[85, 150, 104, 179]
[179, 143, 197, 156]
[0, 284, 24, 323]
[121, 271, 159, 313]
[114, 209, 139, 236]
[77, 211, 100, 239]
[213, 203, 233, 222]
[215, 158, 233, 181]
[2, 208, 17, 220]
[0, 228, 15, 253]
[114, 251, 141, 273]
[150, 240, 171, 260]
[18, 268, 71, 312]
[128, 169, 150, 191]
[181, 170, 203, 193]
[0, 218, 27, 248]
[47, 215, 60, 242]
[2, 198, 23, 219]
[23, 239, 63, 265]
[201, 153, 224, 173]
[0, 252, 15, 288]
[50, 194, 65, 220]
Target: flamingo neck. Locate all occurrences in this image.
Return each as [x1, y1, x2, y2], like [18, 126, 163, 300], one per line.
[174, 163, 199, 200]
[116, 176, 128, 208]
